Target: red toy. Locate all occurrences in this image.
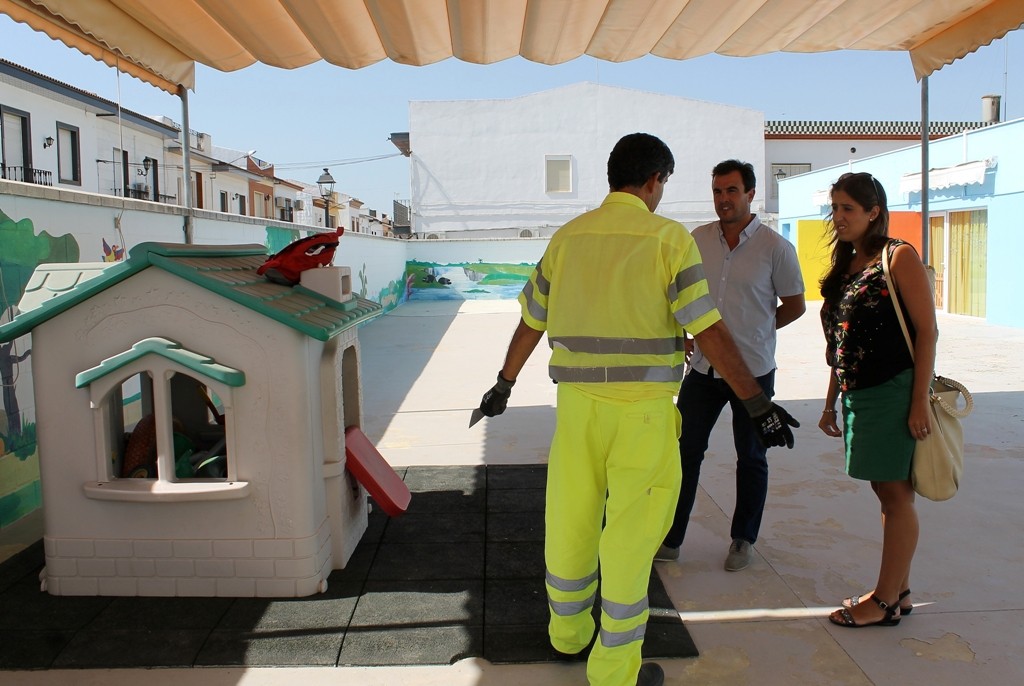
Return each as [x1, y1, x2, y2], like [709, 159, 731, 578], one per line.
[257, 227, 344, 285]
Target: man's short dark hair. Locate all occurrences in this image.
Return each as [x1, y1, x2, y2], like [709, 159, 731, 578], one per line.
[608, 133, 674, 190]
[712, 159, 756, 192]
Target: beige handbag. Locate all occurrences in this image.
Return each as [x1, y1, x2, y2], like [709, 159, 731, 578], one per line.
[881, 242, 973, 501]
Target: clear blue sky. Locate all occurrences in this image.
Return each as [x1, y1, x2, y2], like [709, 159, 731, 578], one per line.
[2, 16, 1020, 214]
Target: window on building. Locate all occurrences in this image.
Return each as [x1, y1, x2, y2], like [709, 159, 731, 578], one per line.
[947, 209, 987, 318]
[56, 124, 81, 184]
[279, 198, 293, 222]
[238, 194, 247, 215]
[545, 155, 573, 193]
[143, 157, 160, 200]
[253, 191, 267, 218]
[770, 163, 811, 200]
[1, 106, 31, 182]
[113, 148, 130, 196]
[220, 191, 229, 212]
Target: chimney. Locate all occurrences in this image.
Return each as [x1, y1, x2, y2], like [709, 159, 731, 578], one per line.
[982, 94, 1001, 124]
[300, 266, 352, 303]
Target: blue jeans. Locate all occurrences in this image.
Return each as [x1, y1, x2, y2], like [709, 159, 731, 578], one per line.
[663, 368, 775, 548]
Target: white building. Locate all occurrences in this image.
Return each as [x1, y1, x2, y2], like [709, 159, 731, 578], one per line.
[408, 82, 765, 237]
[405, 82, 995, 238]
[0, 58, 178, 200]
[764, 119, 990, 215]
[2, 59, 306, 223]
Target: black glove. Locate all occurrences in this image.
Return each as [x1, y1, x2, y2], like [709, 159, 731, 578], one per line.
[479, 372, 516, 417]
[742, 392, 799, 449]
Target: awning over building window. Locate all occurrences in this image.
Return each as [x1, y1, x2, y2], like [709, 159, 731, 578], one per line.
[899, 159, 995, 193]
[1, 0, 1022, 94]
[810, 190, 832, 206]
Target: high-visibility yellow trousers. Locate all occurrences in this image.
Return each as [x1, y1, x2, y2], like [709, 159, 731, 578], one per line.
[545, 383, 681, 686]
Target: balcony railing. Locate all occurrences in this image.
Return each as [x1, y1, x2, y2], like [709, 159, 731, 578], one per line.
[1, 165, 53, 186]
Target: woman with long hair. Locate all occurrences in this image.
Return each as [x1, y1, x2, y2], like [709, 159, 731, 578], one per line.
[818, 172, 937, 628]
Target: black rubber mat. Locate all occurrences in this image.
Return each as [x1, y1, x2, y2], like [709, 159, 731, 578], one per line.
[0, 465, 697, 669]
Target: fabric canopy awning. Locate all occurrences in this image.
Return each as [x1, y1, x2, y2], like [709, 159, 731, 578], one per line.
[805, 157, 995, 204]
[1, 0, 1022, 94]
[899, 158, 995, 193]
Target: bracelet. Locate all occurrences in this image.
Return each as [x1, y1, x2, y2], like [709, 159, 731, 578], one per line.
[821, 409, 837, 415]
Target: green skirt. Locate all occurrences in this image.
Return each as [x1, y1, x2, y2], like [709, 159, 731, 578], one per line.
[841, 369, 915, 482]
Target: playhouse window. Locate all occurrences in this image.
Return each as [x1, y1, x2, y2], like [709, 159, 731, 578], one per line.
[111, 371, 230, 482]
[116, 372, 155, 478]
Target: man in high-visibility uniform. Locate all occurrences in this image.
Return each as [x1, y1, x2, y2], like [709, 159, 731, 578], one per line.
[476, 133, 798, 686]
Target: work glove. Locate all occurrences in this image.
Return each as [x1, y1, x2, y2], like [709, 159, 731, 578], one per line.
[479, 372, 516, 417]
[741, 392, 799, 449]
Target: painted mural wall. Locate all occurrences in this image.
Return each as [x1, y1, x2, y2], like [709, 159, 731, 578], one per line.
[0, 207, 76, 527]
[0, 183, 549, 533]
[403, 238, 546, 301]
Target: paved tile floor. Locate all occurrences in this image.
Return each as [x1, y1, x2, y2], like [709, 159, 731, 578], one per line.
[0, 464, 693, 672]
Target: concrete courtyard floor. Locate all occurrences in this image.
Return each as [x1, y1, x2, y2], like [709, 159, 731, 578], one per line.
[3, 298, 1023, 685]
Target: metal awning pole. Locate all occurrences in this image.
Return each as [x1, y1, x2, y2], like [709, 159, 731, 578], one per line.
[179, 85, 194, 244]
[920, 76, 929, 263]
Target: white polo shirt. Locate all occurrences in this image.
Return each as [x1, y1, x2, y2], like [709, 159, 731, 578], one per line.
[688, 216, 804, 378]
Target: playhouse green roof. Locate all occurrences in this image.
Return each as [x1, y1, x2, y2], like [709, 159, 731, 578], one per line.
[0, 242, 382, 343]
[75, 337, 247, 389]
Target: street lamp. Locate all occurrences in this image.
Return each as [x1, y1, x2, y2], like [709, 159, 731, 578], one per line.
[775, 168, 787, 182]
[317, 167, 335, 228]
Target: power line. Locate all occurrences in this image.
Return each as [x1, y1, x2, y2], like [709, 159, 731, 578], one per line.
[272, 153, 403, 170]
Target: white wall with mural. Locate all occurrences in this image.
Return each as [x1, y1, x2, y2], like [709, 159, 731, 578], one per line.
[404, 237, 546, 301]
[1, 182, 548, 533]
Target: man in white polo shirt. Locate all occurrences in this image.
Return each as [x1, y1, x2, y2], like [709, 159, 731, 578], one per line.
[656, 159, 806, 571]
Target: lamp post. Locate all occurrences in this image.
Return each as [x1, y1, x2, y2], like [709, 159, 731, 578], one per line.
[317, 167, 335, 228]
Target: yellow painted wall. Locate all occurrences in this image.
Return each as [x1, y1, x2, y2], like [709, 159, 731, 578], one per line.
[797, 219, 831, 301]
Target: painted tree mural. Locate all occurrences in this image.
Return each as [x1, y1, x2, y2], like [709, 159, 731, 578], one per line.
[0, 207, 80, 441]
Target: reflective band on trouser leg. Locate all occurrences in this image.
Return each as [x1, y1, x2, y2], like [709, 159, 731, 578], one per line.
[546, 569, 599, 650]
[587, 393, 681, 686]
[599, 596, 649, 647]
[545, 384, 607, 655]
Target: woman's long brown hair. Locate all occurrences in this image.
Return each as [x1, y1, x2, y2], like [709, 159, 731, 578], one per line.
[819, 172, 890, 301]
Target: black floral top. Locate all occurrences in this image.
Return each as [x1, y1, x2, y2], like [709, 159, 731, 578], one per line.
[821, 240, 915, 392]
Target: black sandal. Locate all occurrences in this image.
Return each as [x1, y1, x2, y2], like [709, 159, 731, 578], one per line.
[842, 588, 912, 615]
[829, 594, 901, 628]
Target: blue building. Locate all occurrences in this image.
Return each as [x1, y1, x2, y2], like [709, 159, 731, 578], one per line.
[779, 117, 1023, 328]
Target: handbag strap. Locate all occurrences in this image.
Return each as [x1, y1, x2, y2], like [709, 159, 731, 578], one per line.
[934, 375, 975, 418]
[883, 244, 974, 418]
[881, 241, 915, 361]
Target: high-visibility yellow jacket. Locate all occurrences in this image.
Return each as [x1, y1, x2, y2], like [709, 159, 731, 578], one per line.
[520, 192, 721, 398]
